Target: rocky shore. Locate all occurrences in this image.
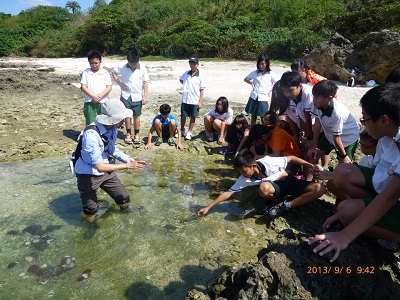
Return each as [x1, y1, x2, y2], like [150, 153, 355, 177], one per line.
[1, 58, 399, 299]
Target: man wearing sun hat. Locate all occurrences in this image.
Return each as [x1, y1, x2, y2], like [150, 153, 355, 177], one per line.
[75, 99, 147, 222]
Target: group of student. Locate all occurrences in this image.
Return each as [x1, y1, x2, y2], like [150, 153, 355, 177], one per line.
[75, 48, 400, 263]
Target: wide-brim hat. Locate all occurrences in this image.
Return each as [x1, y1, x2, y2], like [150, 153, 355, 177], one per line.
[96, 99, 133, 125]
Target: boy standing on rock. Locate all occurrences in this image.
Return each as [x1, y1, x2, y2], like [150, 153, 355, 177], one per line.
[178, 56, 206, 141]
[112, 49, 149, 145]
[80, 50, 112, 125]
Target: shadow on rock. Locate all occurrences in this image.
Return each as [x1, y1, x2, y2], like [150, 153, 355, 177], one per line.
[62, 129, 81, 142]
[125, 265, 223, 300]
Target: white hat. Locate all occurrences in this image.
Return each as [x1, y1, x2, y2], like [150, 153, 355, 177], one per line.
[96, 100, 133, 125]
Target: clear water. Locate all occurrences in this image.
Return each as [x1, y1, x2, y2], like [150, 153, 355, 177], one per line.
[0, 152, 256, 299]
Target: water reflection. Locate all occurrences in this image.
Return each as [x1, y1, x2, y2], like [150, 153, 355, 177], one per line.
[0, 154, 252, 299]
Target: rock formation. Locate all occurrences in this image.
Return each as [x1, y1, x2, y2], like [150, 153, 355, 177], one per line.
[303, 30, 400, 84]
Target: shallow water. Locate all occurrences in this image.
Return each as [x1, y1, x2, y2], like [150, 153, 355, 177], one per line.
[0, 153, 259, 299]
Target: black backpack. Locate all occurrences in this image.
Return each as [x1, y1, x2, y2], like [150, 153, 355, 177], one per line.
[69, 125, 101, 174]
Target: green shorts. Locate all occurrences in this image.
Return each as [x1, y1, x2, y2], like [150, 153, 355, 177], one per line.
[317, 132, 358, 160]
[362, 198, 400, 233]
[269, 174, 312, 198]
[356, 165, 377, 196]
[120, 96, 142, 116]
[83, 102, 102, 125]
[181, 103, 199, 118]
[244, 97, 269, 117]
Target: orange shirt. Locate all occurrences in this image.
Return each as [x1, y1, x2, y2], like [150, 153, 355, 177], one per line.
[268, 126, 302, 158]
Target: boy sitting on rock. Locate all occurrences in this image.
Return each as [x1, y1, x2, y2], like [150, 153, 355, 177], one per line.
[144, 103, 183, 150]
[196, 149, 326, 219]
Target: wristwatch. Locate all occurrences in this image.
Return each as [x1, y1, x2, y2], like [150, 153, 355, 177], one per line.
[338, 153, 347, 158]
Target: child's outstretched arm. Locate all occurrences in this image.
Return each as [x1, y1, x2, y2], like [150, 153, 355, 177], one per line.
[286, 155, 313, 169]
[309, 175, 400, 262]
[144, 125, 155, 150]
[197, 191, 234, 216]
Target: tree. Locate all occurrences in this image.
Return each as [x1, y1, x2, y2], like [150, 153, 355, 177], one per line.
[65, 1, 81, 14]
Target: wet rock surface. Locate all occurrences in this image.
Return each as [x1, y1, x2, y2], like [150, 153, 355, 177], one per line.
[1, 60, 399, 299]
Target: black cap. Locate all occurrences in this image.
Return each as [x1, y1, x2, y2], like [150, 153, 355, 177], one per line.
[188, 57, 199, 64]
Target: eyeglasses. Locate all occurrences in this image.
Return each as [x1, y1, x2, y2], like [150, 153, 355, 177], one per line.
[359, 117, 372, 125]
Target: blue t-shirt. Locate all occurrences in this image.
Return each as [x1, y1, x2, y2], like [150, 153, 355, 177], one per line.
[151, 114, 179, 127]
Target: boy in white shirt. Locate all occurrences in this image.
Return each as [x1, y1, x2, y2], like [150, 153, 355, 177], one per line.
[112, 49, 149, 145]
[80, 50, 112, 125]
[308, 80, 359, 165]
[196, 149, 325, 219]
[309, 83, 400, 262]
[178, 56, 206, 140]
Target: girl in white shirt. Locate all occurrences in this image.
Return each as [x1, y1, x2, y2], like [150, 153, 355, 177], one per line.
[204, 96, 233, 144]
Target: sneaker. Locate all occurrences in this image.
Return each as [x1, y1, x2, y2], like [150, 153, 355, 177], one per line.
[133, 134, 141, 144]
[185, 132, 192, 140]
[207, 136, 214, 142]
[155, 137, 163, 146]
[219, 147, 234, 154]
[377, 239, 400, 251]
[124, 133, 132, 144]
[267, 202, 289, 219]
[167, 137, 175, 146]
[175, 128, 186, 138]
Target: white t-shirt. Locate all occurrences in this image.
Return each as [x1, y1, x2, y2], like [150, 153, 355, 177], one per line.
[228, 156, 287, 192]
[245, 70, 277, 102]
[288, 84, 314, 123]
[372, 130, 400, 201]
[204, 107, 234, 122]
[180, 70, 206, 105]
[80, 68, 112, 103]
[112, 63, 149, 101]
[310, 99, 359, 148]
[358, 155, 374, 168]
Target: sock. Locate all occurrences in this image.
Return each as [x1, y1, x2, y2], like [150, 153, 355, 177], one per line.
[283, 200, 291, 209]
[127, 129, 132, 134]
[134, 129, 139, 135]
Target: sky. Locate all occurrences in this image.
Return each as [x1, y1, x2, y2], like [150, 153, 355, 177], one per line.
[1, 0, 111, 16]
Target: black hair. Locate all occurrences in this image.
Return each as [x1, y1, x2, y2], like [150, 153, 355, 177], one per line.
[359, 130, 378, 145]
[280, 71, 302, 88]
[269, 80, 290, 115]
[290, 59, 309, 72]
[233, 149, 256, 169]
[385, 66, 400, 83]
[257, 53, 271, 73]
[87, 50, 102, 61]
[232, 114, 249, 132]
[127, 49, 140, 63]
[263, 110, 277, 125]
[360, 83, 400, 124]
[246, 124, 275, 147]
[215, 96, 229, 114]
[312, 80, 338, 98]
[159, 104, 171, 115]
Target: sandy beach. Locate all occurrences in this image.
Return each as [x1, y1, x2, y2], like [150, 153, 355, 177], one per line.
[0, 57, 370, 162]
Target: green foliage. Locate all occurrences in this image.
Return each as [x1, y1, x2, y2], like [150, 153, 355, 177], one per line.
[0, 28, 27, 56]
[0, 0, 398, 59]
